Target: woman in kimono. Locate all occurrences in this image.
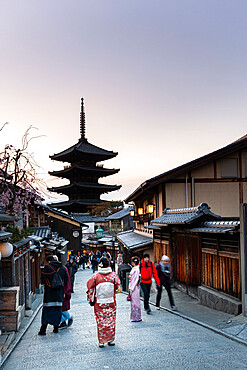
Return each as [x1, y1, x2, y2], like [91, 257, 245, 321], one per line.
[129, 256, 142, 322]
[87, 256, 120, 347]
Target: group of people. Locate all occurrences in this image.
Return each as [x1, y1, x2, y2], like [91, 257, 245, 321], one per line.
[86, 252, 176, 347]
[38, 250, 175, 345]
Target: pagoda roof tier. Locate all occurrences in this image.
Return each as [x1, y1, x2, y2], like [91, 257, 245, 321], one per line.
[49, 199, 102, 212]
[48, 182, 121, 195]
[50, 139, 118, 163]
[49, 165, 119, 179]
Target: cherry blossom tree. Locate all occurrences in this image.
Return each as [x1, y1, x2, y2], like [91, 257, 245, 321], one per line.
[0, 125, 45, 220]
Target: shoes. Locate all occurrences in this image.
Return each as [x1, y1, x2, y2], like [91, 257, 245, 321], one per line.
[68, 316, 73, 327]
[156, 307, 160, 310]
[58, 321, 67, 329]
[108, 341, 115, 346]
[38, 330, 46, 336]
[38, 325, 47, 335]
[71, 290, 74, 293]
[53, 326, 58, 333]
[131, 319, 142, 322]
[99, 343, 104, 347]
[146, 308, 151, 314]
[171, 305, 177, 311]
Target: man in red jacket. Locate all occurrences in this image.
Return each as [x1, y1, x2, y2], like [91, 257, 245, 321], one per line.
[140, 253, 160, 314]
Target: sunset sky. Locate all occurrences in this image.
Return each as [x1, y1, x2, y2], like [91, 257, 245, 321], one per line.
[0, 1, 247, 204]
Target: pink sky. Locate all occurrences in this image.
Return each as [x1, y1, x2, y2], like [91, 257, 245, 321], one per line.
[0, 1, 247, 204]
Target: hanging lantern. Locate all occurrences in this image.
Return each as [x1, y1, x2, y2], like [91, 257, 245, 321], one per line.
[138, 208, 143, 215]
[130, 210, 135, 217]
[147, 204, 154, 214]
[0, 241, 13, 258]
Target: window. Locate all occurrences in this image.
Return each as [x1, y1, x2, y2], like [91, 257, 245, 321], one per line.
[220, 158, 238, 178]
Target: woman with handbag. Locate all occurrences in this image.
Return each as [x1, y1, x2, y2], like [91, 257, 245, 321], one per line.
[129, 256, 142, 322]
[87, 257, 120, 347]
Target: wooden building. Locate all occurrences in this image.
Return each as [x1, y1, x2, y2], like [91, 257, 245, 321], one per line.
[106, 208, 134, 233]
[72, 213, 108, 235]
[126, 134, 247, 230]
[149, 203, 241, 314]
[117, 230, 153, 264]
[43, 206, 85, 255]
[48, 98, 121, 213]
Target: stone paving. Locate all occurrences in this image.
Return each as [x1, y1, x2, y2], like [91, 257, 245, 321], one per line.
[2, 269, 247, 370]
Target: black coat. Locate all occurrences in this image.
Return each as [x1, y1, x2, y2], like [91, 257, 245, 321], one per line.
[65, 261, 78, 281]
[41, 261, 68, 304]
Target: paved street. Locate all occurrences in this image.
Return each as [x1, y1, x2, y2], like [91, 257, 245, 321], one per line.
[3, 269, 247, 370]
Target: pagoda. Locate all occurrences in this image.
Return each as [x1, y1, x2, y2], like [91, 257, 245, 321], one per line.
[48, 98, 121, 213]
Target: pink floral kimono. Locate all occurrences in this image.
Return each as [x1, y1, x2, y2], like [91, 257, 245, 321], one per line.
[129, 265, 142, 322]
[87, 267, 120, 344]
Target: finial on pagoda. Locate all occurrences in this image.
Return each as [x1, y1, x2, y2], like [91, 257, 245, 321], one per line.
[80, 97, 86, 140]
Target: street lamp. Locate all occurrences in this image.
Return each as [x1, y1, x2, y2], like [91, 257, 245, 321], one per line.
[96, 225, 103, 239]
[112, 236, 116, 272]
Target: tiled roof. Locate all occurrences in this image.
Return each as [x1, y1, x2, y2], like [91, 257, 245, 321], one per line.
[50, 140, 118, 162]
[117, 230, 152, 250]
[190, 220, 240, 234]
[0, 230, 12, 241]
[0, 208, 15, 222]
[48, 182, 121, 193]
[106, 208, 131, 220]
[30, 226, 51, 239]
[150, 203, 220, 226]
[72, 213, 107, 223]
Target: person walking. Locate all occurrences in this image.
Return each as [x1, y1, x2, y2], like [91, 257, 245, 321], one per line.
[156, 255, 177, 311]
[91, 254, 98, 273]
[140, 253, 160, 314]
[59, 266, 73, 329]
[65, 256, 78, 293]
[38, 255, 68, 335]
[129, 256, 142, 322]
[87, 257, 120, 347]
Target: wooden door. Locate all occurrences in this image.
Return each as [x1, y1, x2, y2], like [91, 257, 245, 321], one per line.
[173, 233, 201, 290]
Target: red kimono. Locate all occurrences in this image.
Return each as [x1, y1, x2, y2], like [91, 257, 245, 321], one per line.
[87, 268, 120, 344]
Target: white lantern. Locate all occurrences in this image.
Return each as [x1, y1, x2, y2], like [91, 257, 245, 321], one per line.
[0, 242, 13, 258]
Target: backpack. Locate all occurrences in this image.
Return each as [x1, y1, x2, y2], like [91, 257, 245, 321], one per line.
[140, 261, 153, 272]
[50, 266, 64, 289]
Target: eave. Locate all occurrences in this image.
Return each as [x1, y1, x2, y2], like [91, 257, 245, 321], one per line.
[48, 182, 121, 195]
[49, 165, 119, 179]
[125, 134, 247, 202]
[50, 139, 118, 163]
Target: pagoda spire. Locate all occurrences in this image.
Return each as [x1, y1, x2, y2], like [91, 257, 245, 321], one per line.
[80, 97, 86, 140]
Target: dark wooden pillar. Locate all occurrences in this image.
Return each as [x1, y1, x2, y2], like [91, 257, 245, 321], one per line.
[240, 203, 247, 315]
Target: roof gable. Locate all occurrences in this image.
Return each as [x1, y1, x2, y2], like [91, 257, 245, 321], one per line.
[150, 203, 220, 226]
[126, 134, 247, 202]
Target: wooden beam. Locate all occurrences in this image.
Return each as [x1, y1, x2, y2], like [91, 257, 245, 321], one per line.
[46, 211, 81, 227]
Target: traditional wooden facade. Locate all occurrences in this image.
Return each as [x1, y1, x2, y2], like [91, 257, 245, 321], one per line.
[48, 98, 121, 213]
[150, 203, 241, 314]
[43, 206, 84, 255]
[0, 237, 33, 331]
[106, 208, 134, 233]
[117, 230, 153, 264]
[126, 134, 247, 229]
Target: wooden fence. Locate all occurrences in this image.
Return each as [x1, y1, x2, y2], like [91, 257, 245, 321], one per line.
[201, 235, 240, 299]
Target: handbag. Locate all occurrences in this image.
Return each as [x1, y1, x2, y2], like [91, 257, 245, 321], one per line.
[90, 288, 96, 306]
[88, 280, 96, 306]
[127, 293, 131, 301]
